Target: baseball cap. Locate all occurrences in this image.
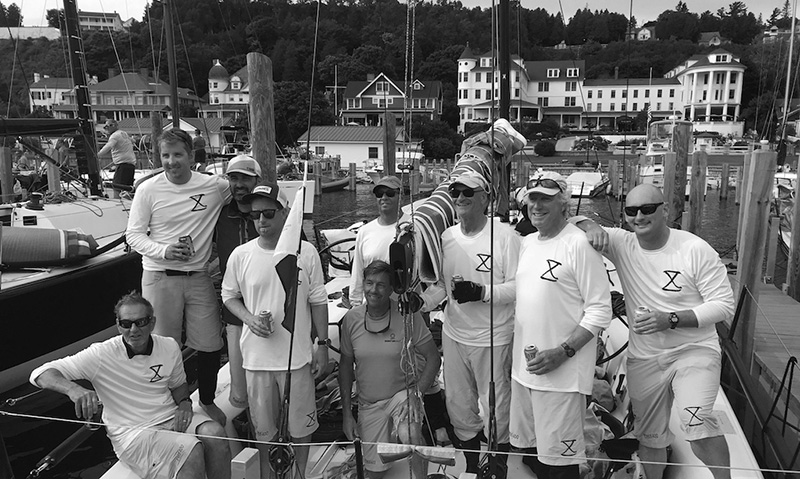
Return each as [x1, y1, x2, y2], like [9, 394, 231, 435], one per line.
[524, 171, 568, 197]
[450, 171, 489, 192]
[227, 154, 262, 177]
[103, 119, 118, 129]
[372, 176, 402, 193]
[242, 182, 289, 208]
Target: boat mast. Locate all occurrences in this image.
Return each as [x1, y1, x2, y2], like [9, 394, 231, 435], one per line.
[163, 0, 180, 128]
[498, 0, 510, 120]
[779, 0, 797, 166]
[63, 0, 102, 196]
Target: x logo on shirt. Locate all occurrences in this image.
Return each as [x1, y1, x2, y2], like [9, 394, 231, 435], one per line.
[560, 439, 577, 456]
[540, 259, 562, 282]
[684, 406, 704, 427]
[189, 194, 207, 212]
[149, 364, 164, 382]
[662, 270, 682, 292]
[476, 253, 492, 273]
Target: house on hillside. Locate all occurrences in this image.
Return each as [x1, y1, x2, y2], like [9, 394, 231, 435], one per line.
[583, 78, 681, 130]
[338, 73, 443, 126]
[199, 60, 249, 120]
[636, 26, 657, 41]
[0, 27, 61, 40]
[28, 73, 74, 112]
[78, 10, 126, 31]
[296, 126, 421, 170]
[53, 68, 202, 124]
[698, 32, 725, 47]
[115, 117, 231, 154]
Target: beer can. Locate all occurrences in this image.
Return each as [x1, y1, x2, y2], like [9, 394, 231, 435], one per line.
[179, 235, 195, 256]
[524, 344, 538, 362]
[259, 310, 274, 335]
[634, 306, 650, 320]
[451, 274, 464, 291]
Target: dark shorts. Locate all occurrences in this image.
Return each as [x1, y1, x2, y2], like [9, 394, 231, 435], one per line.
[113, 163, 135, 188]
[194, 149, 206, 164]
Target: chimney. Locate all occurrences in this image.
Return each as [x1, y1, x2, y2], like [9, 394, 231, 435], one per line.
[614, 66, 619, 80]
[33, 73, 41, 83]
[212, 58, 220, 66]
[139, 68, 149, 79]
[107, 68, 118, 79]
[366, 73, 375, 81]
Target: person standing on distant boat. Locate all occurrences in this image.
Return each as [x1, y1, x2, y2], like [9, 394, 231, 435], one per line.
[416, 170, 519, 476]
[349, 175, 409, 306]
[576, 183, 735, 479]
[98, 119, 137, 193]
[214, 154, 260, 411]
[510, 172, 612, 479]
[29, 292, 231, 479]
[221, 182, 329, 479]
[339, 260, 441, 479]
[126, 128, 231, 429]
[193, 129, 207, 168]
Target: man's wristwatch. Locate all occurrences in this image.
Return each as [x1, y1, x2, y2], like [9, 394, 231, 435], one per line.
[317, 339, 329, 347]
[561, 342, 576, 358]
[668, 312, 680, 329]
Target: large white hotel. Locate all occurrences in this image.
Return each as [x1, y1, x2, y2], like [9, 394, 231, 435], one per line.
[457, 46, 746, 136]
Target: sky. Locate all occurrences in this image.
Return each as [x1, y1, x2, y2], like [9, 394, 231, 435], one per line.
[19, 0, 777, 27]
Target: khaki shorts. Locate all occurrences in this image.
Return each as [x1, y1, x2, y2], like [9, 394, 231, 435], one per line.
[358, 389, 418, 473]
[627, 347, 723, 448]
[246, 366, 318, 442]
[118, 409, 213, 479]
[509, 380, 586, 466]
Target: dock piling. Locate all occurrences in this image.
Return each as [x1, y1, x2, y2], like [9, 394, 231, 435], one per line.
[686, 150, 707, 234]
[787, 161, 800, 300]
[349, 163, 356, 190]
[0, 147, 13, 203]
[720, 163, 730, 200]
[150, 112, 162, 168]
[246, 52, 276, 183]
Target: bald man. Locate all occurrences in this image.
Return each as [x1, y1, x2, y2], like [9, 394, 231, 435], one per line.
[576, 184, 734, 479]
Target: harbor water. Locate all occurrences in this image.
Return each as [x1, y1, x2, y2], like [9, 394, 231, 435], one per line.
[1, 182, 751, 478]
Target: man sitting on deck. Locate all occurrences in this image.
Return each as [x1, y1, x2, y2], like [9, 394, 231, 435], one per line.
[576, 184, 735, 479]
[29, 292, 231, 479]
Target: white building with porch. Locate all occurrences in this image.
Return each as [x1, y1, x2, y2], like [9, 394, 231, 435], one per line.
[296, 126, 421, 170]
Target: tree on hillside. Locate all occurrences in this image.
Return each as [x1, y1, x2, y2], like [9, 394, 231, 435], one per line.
[697, 11, 721, 33]
[717, 2, 760, 45]
[655, 8, 699, 41]
[273, 81, 335, 147]
[0, 2, 22, 27]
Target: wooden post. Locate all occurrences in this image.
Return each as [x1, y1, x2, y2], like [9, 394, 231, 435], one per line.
[0, 147, 13, 203]
[410, 156, 420, 195]
[608, 159, 619, 197]
[686, 150, 707, 234]
[314, 174, 322, 197]
[383, 112, 396, 177]
[625, 157, 637, 196]
[736, 152, 753, 255]
[787, 162, 800, 300]
[247, 52, 276, 183]
[720, 162, 730, 200]
[765, 215, 780, 283]
[349, 163, 357, 190]
[735, 150, 776, 369]
[515, 157, 526, 188]
[151, 112, 162, 168]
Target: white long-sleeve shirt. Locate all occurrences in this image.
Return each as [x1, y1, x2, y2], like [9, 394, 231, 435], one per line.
[604, 227, 734, 359]
[349, 213, 411, 305]
[126, 172, 230, 271]
[512, 223, 612, 394]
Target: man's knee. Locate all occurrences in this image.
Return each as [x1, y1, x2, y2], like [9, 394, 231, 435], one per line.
[198, 420, 230, 452]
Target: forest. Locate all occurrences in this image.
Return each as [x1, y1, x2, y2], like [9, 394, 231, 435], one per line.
[0, 0, 794, 153]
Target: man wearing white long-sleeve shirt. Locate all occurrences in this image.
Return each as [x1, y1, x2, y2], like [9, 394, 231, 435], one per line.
[418, 171, 519, 476]
[577, 184, 734, 479]
[125, 128, 231, 427]
[509, 172, 612, 479]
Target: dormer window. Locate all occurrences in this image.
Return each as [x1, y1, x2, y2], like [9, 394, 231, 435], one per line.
[566, 68, 579, 78]
[376, 81, 390, 93]
[714, 54, 728, 62]
[232, 81, 241, 90]
[547, 68, 560, 78]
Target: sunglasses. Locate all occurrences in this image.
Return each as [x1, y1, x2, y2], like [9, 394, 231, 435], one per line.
[526, 177, 563, 192]
[624, 202, 663, 216]
[448, 187, 483, 199]
[247, 208, 278, 220]
[117, 316, 153, 329]
[374, 188, 397, 198]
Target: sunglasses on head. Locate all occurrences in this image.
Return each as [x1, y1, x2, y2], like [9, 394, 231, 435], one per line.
[526, 177, 563, 192]
[624, 202, 663, 216]
[247, 208, 278, 220]
[448, 186, 482, 199]
[374, 188, 397, 198]
[117, 316, 153, 329]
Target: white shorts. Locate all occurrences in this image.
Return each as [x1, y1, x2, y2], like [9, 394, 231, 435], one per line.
[246, 365, 319, 441]
[509, 380, 586, 466]
[118, 409, 213, 479]
[358, 389, 419, 472]
[627, 347, 723, 448]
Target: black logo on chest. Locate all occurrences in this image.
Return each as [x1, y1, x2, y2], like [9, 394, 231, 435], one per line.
[540, 259, 562, 282]
[662, 270, 682, 292]
[149, 364, 164, 382]
[189, 194, 207, 212]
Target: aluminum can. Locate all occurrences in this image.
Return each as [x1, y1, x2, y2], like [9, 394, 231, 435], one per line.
[634, 306, 650, 320]
[524, 344, 538, 362]
[179, 235, 195, 256]
[259, 310, 274, 335]
[451, 274, 464, 291]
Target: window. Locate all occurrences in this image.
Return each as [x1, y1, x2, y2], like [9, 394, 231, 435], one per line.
[586, 103, 592, 111]
[622, 90, 627, 98]
[703, 73, 709, 84]
[670, 89, 675, 98]
[610, 103, 615, 111]
[622, 103, 627, 111]
[668, 102, 674, 110]
[566, 68, 579, 78]
[714, 90, 720, 101]
[565, 97, 576, 106]
[232, 81, 240, 90]
[633, 102, 638, 111]
[566, 81, 577, 92]
[376, 81, 389, 92]
[611, 90, 616, 98]
[515, 72, 520, 82]
[368, 147, 378, 159]
[486, 90, 491, 99]
[598, 90, 603, 99]
[475, 90, 481, 99]
[538, 82, 549, 92]
[538, 97, 549, 107]
[715, 54, 728, 62]
[475, 72, 481, 82]
[656, 103, 661, 110]
[729, 89, 735, 99]
[514, 88, 520, 98]
[702, 91, 707, 101]
[633, 90, 639, 98]
[715, 73, 723, 84]
[644, 90, 650, 98]
[731, 73, 737, 84]
[315, 146, 325, 155]
[547, 68, 559, 78]
[657, 89, 662, 98]
[587, 90, 593, 99]
[347, 99, 355, 108]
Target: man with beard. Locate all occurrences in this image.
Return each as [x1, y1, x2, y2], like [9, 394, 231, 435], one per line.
[126, 128, 230, 428]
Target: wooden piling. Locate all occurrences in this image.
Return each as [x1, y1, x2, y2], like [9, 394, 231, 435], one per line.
[736, 152, 753, 254]
[349, 163, 357, 190]
[608, 159, 619, 197]
[150, 112, 162, 168]
[410, 156, 420, 195]
[765, 215, 780, 283]
[787, 163, 800, 300]
[247, 52, 276, 183]
[625, 157, 638, 196]
[735, 150, 777, 368]
[663, 148, 688, 230]
[383, 112, 396, 177]
[0, 147, 13, 203]
[686, 150, 707, 234]
[720, 163, 730, 200]
[515, 157, 526, 188]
